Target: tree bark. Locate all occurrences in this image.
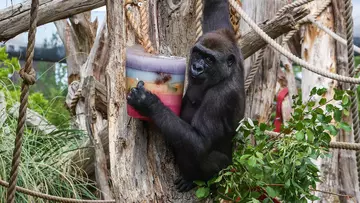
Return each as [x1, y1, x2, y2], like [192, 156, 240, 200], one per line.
[332, 0, 360, 201]
[0, 0, 104, 42]
[84, 76, 113, 200]
[242, 0, 287, 123]
[300, 1, 344, 202]
[55, 8, 112, 201]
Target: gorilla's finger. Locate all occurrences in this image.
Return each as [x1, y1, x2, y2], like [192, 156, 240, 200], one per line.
[130, 87, 138, 94]
[178, 182, 190, 193]
[174, 177, 182, 185]
[184, 184, 195, 192]
[175, 179, 187, 190]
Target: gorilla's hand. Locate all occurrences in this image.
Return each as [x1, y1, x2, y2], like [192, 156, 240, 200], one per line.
[127, 81, 160, 117]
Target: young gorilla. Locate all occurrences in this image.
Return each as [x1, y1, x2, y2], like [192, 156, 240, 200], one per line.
[127, 0, 245, 193]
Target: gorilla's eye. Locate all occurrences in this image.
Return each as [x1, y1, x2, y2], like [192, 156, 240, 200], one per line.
[205, 56, 213, 64]
[227, 55, 235, 67]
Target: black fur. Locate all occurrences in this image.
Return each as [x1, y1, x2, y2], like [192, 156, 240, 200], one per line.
[127, 0, 245, 193]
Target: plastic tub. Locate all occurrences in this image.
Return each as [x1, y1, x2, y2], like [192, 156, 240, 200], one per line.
[126, 45, 187, 120]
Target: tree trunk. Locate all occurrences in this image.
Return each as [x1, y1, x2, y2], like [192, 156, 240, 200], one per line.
[107, 0, 200, 202]
[300, 1, 353, 202]
[241, 0, 287, 122]
[332, 0, 360, 201]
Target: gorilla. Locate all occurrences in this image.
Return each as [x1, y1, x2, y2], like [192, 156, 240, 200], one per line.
[127, 0, 245, 192]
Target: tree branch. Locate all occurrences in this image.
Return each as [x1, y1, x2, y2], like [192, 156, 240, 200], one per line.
[0, 0, 104, 42]
[239, 7, 309, 59]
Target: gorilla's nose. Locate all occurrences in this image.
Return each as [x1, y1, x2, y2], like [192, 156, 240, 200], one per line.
[191, 64, 204, 76]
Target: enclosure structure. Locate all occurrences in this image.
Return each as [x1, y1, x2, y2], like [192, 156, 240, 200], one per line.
[1, 0, 360, 202]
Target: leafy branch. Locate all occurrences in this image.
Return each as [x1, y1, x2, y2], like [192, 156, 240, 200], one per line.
[195, 87, 353, 203]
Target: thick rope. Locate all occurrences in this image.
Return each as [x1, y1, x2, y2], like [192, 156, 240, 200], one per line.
[244, 48, 265, 91]
[0, 180, 115, 203]
[344, 0, 360, 188]
[264, 130, 360, 150]
[70, 88, 82, 113]
[195, 0, 203, 41]
[126, 4, 144, 46]
[229, 0, 360, 84]
[139, 0, 155, 54]
[6, 0, 38, 202]
[230, 0, 242, 41]
[275, 0, 314, 18]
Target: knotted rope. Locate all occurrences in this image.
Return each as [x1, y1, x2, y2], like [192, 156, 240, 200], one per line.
[6, 0, 38, 202]
[126, 4, 144, 46]
[244, 48, 265, 91]
[139, 0, 155, 54]
[195, 0, 203, 41]
[230, 0, 242, 41]
[275, 0, 314, 18]
[125, 0, 156, 54]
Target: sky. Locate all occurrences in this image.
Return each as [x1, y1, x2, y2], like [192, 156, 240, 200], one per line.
[354, 0, 360, 36]
[0, 0, 359, 48]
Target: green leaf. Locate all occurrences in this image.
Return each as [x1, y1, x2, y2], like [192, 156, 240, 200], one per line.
[213, 175, 223, 183]
[260, 123, 267, 131]
[256, 152, 264, 159]
[342, 95, 350, 106]
[295, 131, 305, 141]
[265, 186, 277, 198]
[240, 154, 251, 163]
[296, 122, 304, 130]
[316, 88, 327, 96]
[338, 122, 352, 132]
[319, 98, 326, 105]
[343, 109, 350, 116]
[195, 187, 210, 199]
[194, 180, 206, 186]
[314, 108, 324, 114]
[248, 156, 257, 167]
[306, 129, 314, 143]
[326, 104, 334, 112]
[310, 87, 317, 96]
[324, 125, 338, 136]
[308, 101, 316, 108]
[285, 179, 291, 188]
[334, 109, 342, 122]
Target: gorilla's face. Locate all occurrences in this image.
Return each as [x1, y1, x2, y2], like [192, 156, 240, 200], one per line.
[189, 31, 237, 86]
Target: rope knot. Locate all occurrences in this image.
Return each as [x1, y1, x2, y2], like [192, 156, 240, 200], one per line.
[19, 68, 36, 85]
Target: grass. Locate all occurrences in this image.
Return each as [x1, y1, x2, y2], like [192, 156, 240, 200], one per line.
[356, 56, 360, 67]
[0, 84, 98, 202]
[0, 114, 98, 202]
[0, 111, 99, 202]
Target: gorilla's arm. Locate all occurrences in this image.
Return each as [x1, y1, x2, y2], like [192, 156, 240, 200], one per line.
[202, 0, 233, 34]
[127, 82, 227, 156]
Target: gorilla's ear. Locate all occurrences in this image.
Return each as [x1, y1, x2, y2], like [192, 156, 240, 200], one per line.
[227, 54, 235, 67]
